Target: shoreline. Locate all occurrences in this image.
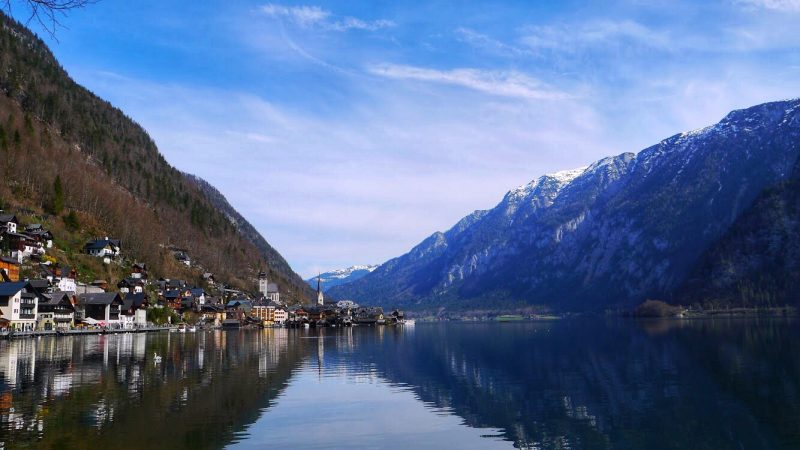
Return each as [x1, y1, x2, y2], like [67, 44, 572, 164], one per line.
[0, 326, 179, 339]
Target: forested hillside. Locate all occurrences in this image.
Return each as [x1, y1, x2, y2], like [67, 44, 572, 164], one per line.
[0, 12, 308, 301]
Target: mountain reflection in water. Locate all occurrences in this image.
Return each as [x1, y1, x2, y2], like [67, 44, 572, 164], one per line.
[1, 319, 799, 449]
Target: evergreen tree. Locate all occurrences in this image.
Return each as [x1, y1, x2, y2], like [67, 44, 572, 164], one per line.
[52, 175, 64, 214]
[63, 210, 79, 231]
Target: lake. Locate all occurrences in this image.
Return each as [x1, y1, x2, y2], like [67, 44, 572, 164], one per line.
[1, 319, 799, 449]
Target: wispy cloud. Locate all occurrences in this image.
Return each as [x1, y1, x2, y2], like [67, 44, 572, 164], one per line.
[520, 20, 670, 51]
[260, 3, 395, 31]
[735, 0, 800, 11]
[455, 27, 530, 57]
[368, 64, 569, 100]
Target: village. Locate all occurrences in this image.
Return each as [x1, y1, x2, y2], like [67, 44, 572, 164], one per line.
[0, 211, 404, 338]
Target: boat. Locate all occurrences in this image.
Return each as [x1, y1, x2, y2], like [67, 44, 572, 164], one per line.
[188, 325, 197, 332]
[177, 323, 187, 333]
[404, 319, 415, 326]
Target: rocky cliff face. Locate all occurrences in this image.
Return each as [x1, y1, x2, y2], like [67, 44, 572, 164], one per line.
[330, 100, 800, 311]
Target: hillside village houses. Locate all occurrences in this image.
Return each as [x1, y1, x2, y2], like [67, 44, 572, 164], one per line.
[84, 237, 121, 264]
[0, 209, 401, 336]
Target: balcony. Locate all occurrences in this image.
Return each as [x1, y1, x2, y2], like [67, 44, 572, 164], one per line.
[19, 313, 35, 319]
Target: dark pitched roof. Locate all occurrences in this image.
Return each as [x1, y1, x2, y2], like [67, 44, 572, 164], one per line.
[0, 214, 17, 223]
[39, 291, 72, 306]
[84, 238, 120, 250]
[123, 292, 147, 308]
[0, 281, 28, 296]
[190, 288, 205, 297]
[118, 277, 145, 288]
[29, 279, 51, 290]
[164, 291, 180, 299]
[78, 292, 122, 305]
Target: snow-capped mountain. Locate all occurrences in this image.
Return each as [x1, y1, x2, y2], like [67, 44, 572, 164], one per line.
[329, 99, 800, 311]
[306, 265, 379, 292]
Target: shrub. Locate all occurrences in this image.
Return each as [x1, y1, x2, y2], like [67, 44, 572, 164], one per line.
[633, 299, 682, 318]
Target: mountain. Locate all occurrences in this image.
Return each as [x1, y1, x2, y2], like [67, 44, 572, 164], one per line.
[0, 12, 308, 300]
[678, 163, 800, 307]
[305, 265, 379, 292]
[185, 174, 315, 300]
[330, 99, 800, 311]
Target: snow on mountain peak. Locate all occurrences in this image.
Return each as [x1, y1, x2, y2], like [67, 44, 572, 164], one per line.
[507, 166, 588, 201]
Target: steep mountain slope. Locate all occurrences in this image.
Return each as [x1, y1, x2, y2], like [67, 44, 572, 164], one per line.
[678, 162, 800, 307]
[0, 13, 308, 299]
[185, 174, 314, 299]
[305, 265, 378, 292]
[331, 100, 800, 311]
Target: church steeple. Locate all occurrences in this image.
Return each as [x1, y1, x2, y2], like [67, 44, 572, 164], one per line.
[317, 273, 324, 305]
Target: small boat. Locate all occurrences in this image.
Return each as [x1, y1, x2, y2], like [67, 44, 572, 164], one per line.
[404, 319, 415, 326]
[177, 323, 187, 333]
[188, 325, 197, 332]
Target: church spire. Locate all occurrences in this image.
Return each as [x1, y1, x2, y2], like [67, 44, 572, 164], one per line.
[317, 273, 324, 305]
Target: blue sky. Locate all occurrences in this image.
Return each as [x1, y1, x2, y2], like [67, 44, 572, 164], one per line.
[21, 0, 800, 277]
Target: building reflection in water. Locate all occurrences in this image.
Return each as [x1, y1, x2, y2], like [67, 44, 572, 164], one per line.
[0, 320, 799, 449]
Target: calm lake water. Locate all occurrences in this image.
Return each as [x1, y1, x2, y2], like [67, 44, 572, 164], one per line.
[1, 319, 800, 449]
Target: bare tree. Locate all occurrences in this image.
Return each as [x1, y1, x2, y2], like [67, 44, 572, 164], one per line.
[2, 0, 97, 37]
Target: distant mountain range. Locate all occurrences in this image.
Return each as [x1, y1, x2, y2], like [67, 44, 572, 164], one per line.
[330, 99, 800, 311]
[306, 265, 379, 292]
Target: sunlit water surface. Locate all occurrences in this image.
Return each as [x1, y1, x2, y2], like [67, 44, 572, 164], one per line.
[1, 319, 799, 449]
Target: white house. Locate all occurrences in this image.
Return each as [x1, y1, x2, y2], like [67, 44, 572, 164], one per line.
[84, 238, 121, 261]
[273, 307, 288, 325]
[57, 276, 76, 293]
[0, 213, 18, 234]
[0, 281, 39, 332]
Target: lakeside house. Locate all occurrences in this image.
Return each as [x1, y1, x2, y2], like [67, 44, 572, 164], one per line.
[76, 293, 123, 327]
[0, 282, 40, 331]
[36, 291, 75, 331]
[121, 293, 148, 329]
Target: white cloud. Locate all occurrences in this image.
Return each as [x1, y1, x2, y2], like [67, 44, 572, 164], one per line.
[368, 64, 570, 100]
[520, 20, 670, 51]
[454, 27, 531, 57]
[735, 0, 800, 11]
[260, 3, 395, 31]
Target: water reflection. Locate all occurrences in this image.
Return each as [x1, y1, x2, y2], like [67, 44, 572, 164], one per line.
[0, 320, 799, 449]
